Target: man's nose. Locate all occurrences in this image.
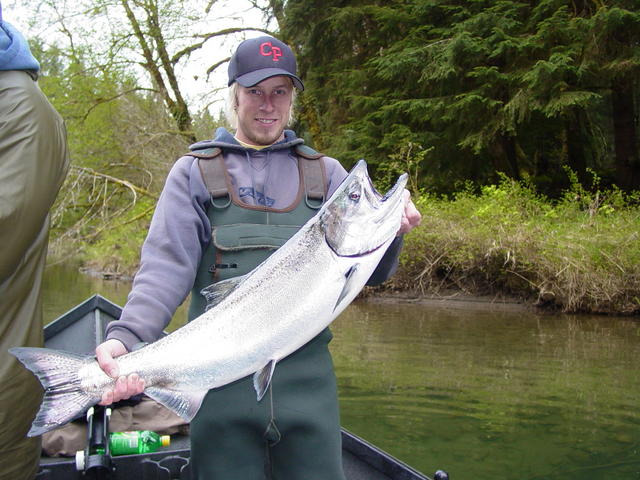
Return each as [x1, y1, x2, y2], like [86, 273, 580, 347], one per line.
[259, 94, 275, 111]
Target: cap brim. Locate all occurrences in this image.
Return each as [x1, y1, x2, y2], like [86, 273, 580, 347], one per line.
[232, 68, 304, 91]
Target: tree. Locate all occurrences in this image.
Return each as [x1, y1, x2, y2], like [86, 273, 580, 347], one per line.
[582, 5, 640, 190]
[278, 0, 639, 194]
[20, 0, 272, 141]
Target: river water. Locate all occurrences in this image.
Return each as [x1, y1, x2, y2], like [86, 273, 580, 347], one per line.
[42, 263, 640, 480]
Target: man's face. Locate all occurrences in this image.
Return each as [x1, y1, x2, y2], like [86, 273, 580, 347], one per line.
[235, 76, 293, 146]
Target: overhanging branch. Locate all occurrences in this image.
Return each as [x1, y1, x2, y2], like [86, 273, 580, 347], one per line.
[171, 26, 273, 65]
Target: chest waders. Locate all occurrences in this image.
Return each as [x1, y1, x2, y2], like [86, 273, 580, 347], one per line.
[188, 147, 347, 480]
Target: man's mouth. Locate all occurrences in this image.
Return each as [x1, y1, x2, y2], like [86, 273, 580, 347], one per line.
[256, 118, 277, 125]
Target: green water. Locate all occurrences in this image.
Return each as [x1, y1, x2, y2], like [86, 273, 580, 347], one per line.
[332, 302, 640, 480]
[42, 264, 640, 480]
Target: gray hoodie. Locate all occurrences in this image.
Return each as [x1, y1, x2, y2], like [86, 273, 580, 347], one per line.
[105, 128, 401, 350]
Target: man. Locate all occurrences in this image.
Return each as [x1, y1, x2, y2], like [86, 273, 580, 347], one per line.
[96, 35, 420, 479]
[0, 7, 70, 479]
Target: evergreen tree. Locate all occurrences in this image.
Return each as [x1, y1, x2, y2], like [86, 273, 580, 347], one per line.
[280, 0, 639, 194]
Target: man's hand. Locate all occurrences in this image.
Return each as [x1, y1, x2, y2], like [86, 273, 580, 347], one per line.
[398, 189, 422, 235]
[95, 339, 145, 405]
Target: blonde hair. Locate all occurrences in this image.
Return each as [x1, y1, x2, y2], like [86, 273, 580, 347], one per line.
[225, 79, 298, 129]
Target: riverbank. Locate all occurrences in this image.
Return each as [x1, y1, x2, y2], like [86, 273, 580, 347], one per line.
[364, 289, 535, 313]
[67, 262, 561, 317]
[383, 176, 640, 316]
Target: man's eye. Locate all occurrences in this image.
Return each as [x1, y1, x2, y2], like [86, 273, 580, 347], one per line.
[249, 89, 261, 95]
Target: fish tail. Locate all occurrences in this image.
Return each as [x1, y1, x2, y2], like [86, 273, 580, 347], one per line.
[9, 347, 97, 437]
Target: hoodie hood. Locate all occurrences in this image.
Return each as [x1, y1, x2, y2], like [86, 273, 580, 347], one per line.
[190, 127, 304, 154]
[0, 16, 40, 75]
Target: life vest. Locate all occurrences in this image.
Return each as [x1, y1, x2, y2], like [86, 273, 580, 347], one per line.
[188, 145, 328, 320]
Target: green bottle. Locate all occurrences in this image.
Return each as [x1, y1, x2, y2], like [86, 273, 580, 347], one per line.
[109, 431, 170, 455]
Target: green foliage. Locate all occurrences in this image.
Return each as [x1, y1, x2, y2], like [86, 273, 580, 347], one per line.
[392, 172, 640, 314]
[31, 40, 221, 273]
[282, 0, 640, 193]
[31, 41, 126, 170]
[374, 142, 432, 195]
[81, 197, 156, 277]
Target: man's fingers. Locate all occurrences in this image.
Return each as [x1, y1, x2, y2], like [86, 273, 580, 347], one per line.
[398, 190, 422, 234]
[100, 390, 114, 406]
[95, 339, 127, 378]
[126, 374, 145, 395]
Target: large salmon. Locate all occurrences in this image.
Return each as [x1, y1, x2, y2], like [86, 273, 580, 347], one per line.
[10, 160, 408, 437]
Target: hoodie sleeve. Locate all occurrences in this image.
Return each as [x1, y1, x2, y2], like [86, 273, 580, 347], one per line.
[105, 156, 211, 350]
[322, 156, 404, 286]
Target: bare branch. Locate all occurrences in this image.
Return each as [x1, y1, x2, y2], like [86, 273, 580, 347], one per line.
[171, 27, 272, 65]
[71, 165, 158, 200]
[206, 57, 231, 78]
[81, 87, 156, 121]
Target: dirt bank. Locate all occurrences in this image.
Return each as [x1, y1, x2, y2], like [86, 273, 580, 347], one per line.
[363, 289, 538, 313]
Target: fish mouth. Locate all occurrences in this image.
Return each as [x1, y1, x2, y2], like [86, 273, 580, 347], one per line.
[382, 172, 408, 202]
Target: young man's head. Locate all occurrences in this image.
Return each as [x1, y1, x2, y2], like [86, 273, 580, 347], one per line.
[226, 36, 304, 146]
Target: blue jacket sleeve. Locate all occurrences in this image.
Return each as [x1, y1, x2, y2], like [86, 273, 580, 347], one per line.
[366, 236, 403, 286]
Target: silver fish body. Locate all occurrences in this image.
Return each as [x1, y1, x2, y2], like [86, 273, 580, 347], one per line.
[10, 160, 408, 437]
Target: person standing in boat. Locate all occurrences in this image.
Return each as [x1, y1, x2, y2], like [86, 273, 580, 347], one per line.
[0, 7, 70, 480]
[95, 35, 421, 479]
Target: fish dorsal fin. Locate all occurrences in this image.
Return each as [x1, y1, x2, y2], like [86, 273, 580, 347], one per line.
[333, 264, 360, 312]
[200, 274, 248, 311]
[253, 359, 277, 402]
[144, 386, 208, 423]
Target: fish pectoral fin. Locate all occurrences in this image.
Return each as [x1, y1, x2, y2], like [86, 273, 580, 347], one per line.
[253, 359, 277, 402]
[145, 386, 208, 423]
[333, 264, 360, 312]
[201, 274, 248, 310]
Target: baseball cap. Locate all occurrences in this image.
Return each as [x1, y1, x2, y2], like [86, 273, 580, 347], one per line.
[228, 36, 304, 91]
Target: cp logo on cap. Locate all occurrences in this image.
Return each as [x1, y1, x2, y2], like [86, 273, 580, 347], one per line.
[260, 42, 283, 62]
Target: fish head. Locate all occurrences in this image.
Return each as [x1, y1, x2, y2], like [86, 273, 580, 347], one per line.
[320, 160, 408, 257]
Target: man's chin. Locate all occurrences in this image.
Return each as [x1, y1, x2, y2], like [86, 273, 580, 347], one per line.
[251, 130, 285, 146]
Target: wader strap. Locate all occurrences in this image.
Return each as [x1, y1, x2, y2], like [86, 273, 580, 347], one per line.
[263, 385, 280, 479]
[300, 157, 325, 202]
[194, 147, 228, 198]
[295, 144, 326, 202]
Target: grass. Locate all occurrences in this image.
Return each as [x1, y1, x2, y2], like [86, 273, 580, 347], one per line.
[389, 174, 640, 315]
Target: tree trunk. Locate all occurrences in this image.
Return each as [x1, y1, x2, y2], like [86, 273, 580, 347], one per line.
[611, 77, 639, 191]
[120, 0, 195, 143]
[501, 134, 521, 180]
[565, 108, 587, 184]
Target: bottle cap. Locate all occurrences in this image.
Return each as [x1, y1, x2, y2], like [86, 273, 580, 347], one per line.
[161, 435, 170, 447]
[75, 450, 85, 470]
